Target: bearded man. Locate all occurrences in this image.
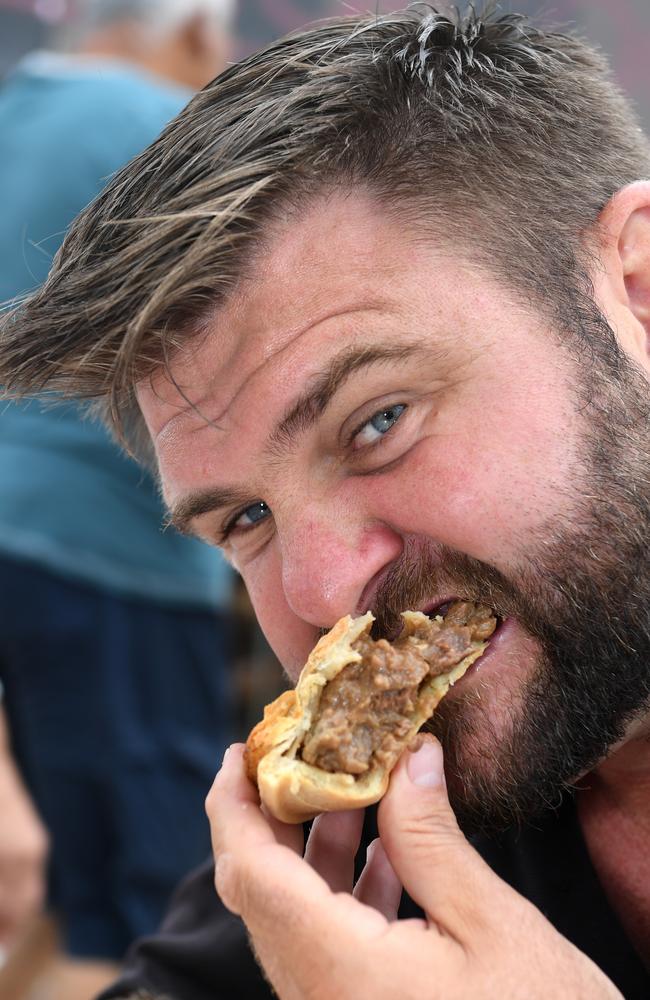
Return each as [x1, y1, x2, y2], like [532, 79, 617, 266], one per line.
[1, 7, 649, 999]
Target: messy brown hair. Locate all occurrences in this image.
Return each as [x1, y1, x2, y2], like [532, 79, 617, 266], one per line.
[1, 4, 649, 450]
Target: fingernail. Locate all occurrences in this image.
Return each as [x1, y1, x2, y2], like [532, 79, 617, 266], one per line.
[222, 745, 231, 765]
[366, 837, 380, 862]
[407, 739, 444, 787]
[407, 733, 424, 753]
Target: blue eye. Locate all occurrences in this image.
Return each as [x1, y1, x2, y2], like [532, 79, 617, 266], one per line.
[234, 501, 271, 529]
[370, 405, 406, 433]
[354, 404, 406, 447]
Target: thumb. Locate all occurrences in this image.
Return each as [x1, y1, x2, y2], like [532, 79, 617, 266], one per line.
[377, 735, 498, 940]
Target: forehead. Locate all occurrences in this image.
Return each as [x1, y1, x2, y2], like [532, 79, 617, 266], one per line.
[137, 191, 471, 441]
[142, 196, 391, 428]
[137, 193, 464, 440]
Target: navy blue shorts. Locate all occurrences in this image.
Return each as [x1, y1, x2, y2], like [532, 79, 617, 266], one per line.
[0, 556, 233, 960]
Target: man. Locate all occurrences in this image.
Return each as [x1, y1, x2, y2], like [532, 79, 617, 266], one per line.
[0, 1, 235, 998]
[1, 6, 649, 999]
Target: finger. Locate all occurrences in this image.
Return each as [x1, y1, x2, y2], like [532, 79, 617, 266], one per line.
[207, 746, 384, 932]
[0, 903, 24, 947]
[17, 872, 46, 919]
[353, 838, 402, 920]
[206, 748, 388, 1000]
[378, 735, 500, 941]
[0, 870, 43, 926]
[0, 918, 15, 949]
[211, 742, 303, 855]
[261, 804, 305, 856]
[304, 809, 365, 892]
[206, 744, 285, 859]
[0, 860, 46, 901]
[206, 745, 327, 916]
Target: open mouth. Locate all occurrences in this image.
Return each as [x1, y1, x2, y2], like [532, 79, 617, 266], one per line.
[300, 598, 498, 779]
[419, 599, 508, 680]
[423, 597, 505, 641]
[422, 597, 458, 619]
[372, 597, 503, 646]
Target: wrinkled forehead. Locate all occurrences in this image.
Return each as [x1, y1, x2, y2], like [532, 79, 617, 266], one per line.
[136, 190, 451, 442]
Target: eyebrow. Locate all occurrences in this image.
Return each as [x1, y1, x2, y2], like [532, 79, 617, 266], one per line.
[168, 341, 427, 536]
[268, 342, 425, 456]
[166, 485, 255, 537]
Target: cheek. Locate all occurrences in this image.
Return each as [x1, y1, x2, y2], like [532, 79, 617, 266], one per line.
[352, 385, 578, 567]
[241, 547, 318, 680]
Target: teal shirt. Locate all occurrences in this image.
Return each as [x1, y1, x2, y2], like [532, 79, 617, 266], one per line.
[0, 53, 231, 607]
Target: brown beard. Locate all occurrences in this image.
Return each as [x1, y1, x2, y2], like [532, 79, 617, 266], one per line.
[369, 322, 650, 835]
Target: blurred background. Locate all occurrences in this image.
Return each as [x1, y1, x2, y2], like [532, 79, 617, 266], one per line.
[0, 1, 648, 999]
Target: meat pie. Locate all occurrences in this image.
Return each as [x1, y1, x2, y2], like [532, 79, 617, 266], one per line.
[245, 601, 496, 823]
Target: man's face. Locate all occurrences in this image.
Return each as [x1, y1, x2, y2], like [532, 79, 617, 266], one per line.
[138, 192, 650, 830]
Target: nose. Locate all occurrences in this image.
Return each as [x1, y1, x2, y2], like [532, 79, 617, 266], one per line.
[279, 509, 403, 628]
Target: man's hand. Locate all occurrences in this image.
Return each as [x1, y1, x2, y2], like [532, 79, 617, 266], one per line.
[0, 751, 48, 947]
[206, 737, 622, 1000]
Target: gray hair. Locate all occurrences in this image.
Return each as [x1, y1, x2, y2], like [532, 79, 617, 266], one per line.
[74, 0, 235, 34]
[2, 4, 650, 451]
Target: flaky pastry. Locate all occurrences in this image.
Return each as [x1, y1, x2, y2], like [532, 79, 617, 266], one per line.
[245, 606, 493, 823]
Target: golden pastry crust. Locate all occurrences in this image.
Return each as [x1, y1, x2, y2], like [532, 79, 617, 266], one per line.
[244, 690, 298, 782]
[244, 610, 487, 823]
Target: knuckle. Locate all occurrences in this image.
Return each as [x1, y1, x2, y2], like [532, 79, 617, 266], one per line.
[18, 844, 46, 868]
[400, 805, 461, 852]
[16, 827, 49, 863]
[33, 831, 49, 860]
[204, 787, 215, 817]
[214, 851, 253, 918]
[205, 778, 226, 819]
[27, 873, 46, 904]
[214, 851, 238, 910]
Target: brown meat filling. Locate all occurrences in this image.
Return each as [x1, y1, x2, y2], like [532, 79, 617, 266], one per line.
[300, 602, 496, 775]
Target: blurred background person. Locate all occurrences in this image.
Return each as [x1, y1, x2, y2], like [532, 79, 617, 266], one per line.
[0, 1, 235, 998]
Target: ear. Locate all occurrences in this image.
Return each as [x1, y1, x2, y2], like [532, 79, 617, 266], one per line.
[181, 11, 214, 58]
[178, 12, 200, 55]
[593, 180, 650, 368]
